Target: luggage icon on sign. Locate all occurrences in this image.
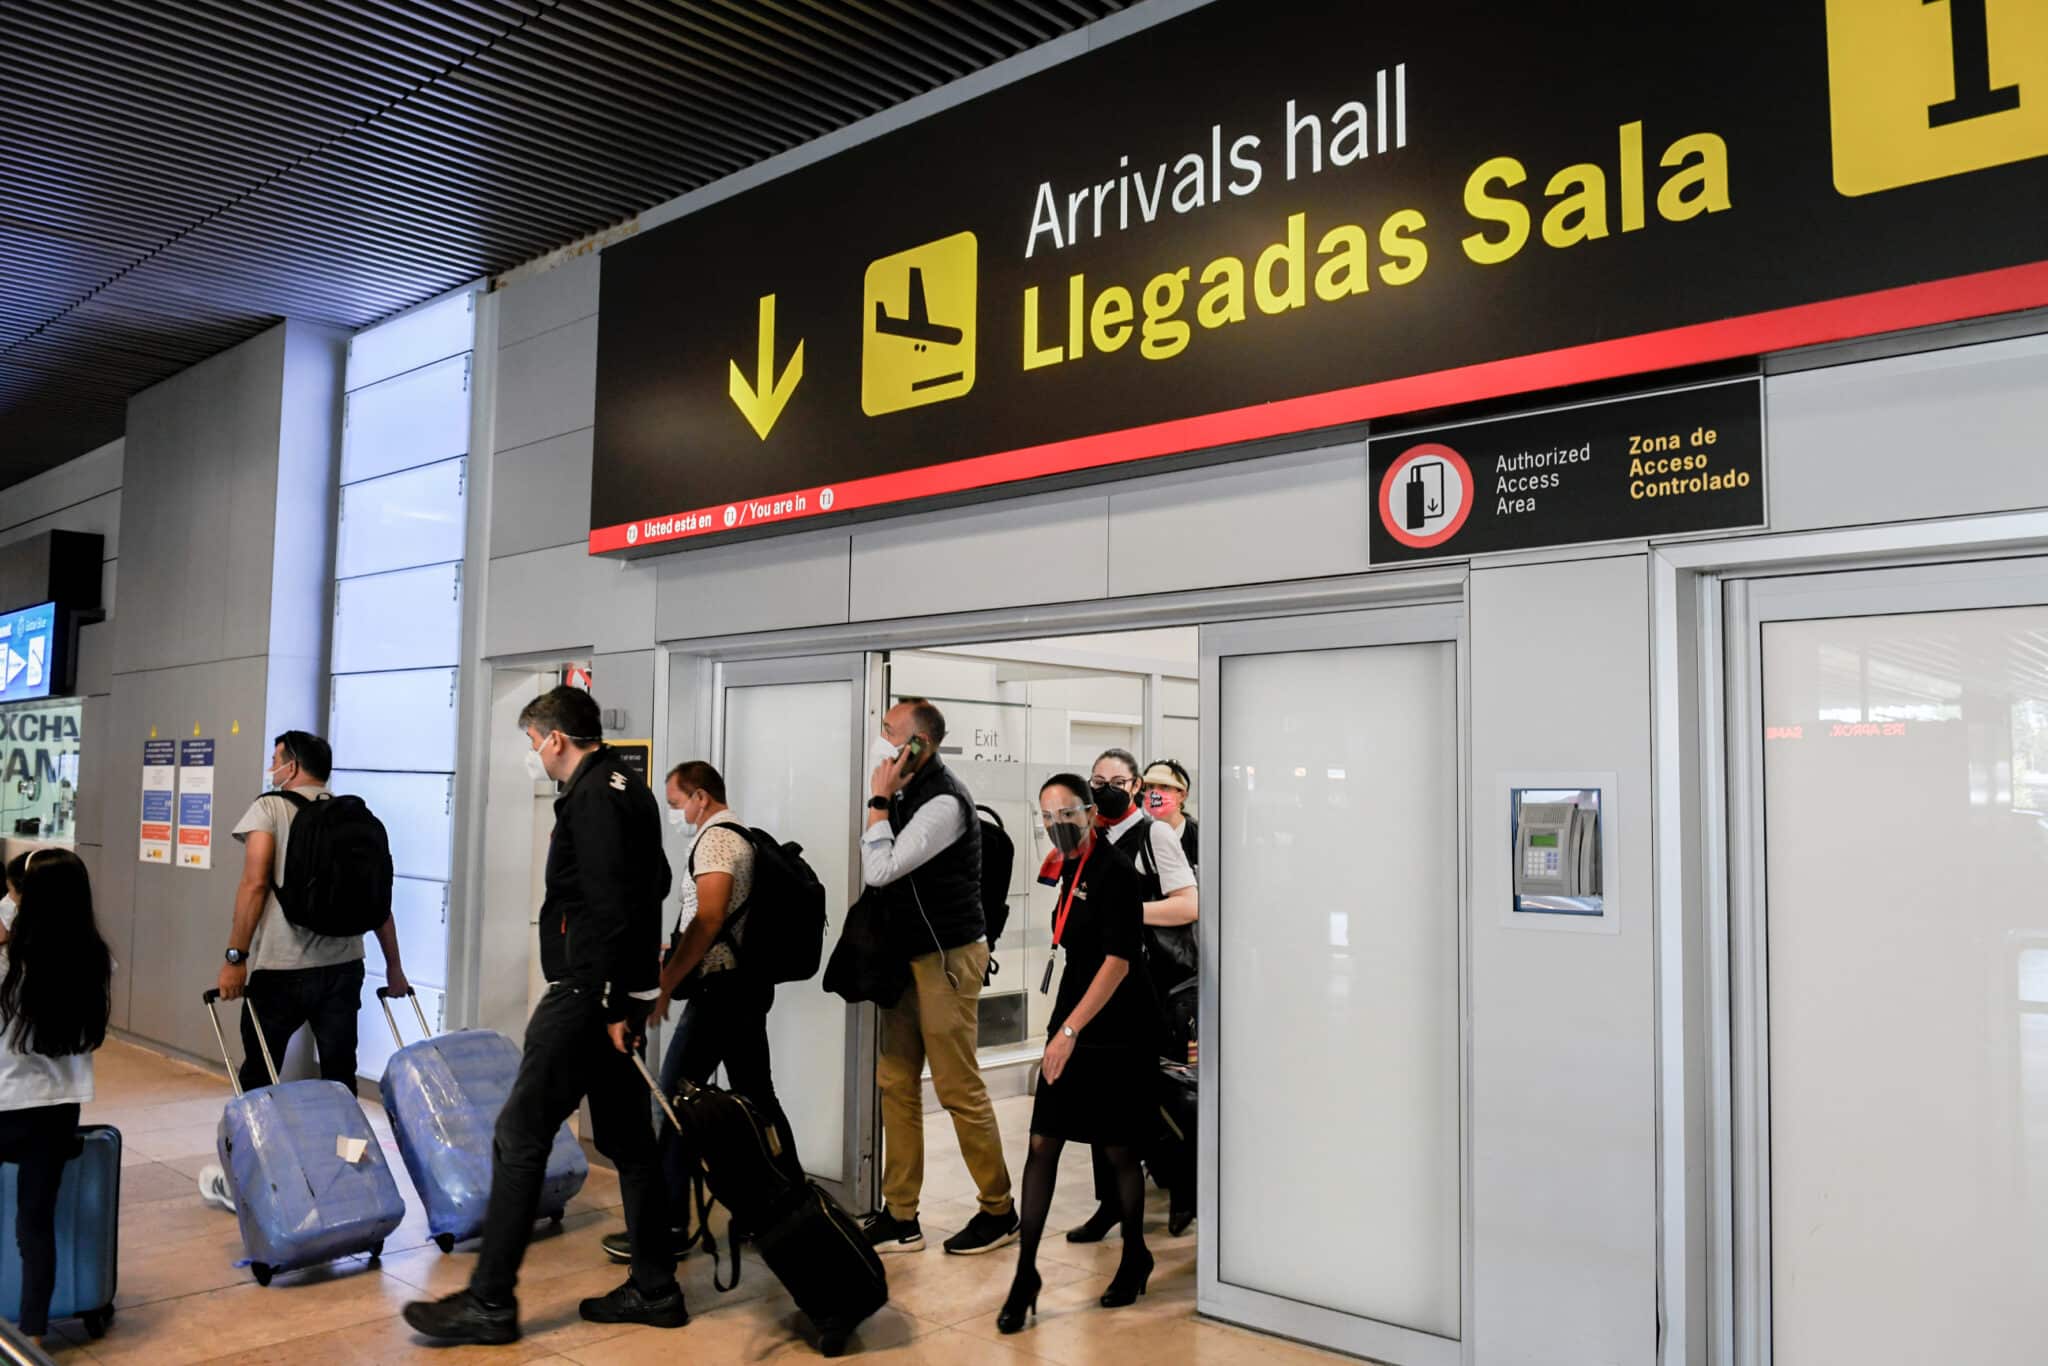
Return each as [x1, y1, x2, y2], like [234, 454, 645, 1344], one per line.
[862, 232, 978, 416]
[1378, 443, 1473, 551]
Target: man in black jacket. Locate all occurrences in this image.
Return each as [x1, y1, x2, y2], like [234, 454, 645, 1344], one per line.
[404, 687, 684, 1346]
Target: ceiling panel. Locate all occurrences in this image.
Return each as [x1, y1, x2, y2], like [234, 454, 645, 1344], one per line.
[0, 0, 1126, 485]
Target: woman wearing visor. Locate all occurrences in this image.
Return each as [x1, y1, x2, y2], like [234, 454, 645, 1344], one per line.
[998, 775, 1155, 1335]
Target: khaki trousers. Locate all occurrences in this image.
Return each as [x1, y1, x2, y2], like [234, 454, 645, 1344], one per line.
[876, 940, 1014, 1219]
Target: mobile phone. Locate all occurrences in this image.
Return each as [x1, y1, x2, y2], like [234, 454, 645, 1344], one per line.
[905, 736, 926, 761]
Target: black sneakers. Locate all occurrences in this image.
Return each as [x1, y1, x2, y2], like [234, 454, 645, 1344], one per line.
[578, 1278, 691, 1328]
[402, 1290, 521, 1346]
[943, 1208, 1021, 1256]
[860, 1209, 925, 1253]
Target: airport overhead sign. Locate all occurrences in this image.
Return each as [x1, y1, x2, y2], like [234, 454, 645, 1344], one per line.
[590, 0, 2048, 555]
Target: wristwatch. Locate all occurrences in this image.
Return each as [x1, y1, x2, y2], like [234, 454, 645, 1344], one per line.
[867, 796, 890, 812]
[224, 948, 248, 966]
[1060, 1025, 1076, 1039]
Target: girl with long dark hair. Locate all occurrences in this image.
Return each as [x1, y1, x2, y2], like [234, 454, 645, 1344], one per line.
[0, 848, 113, 1344]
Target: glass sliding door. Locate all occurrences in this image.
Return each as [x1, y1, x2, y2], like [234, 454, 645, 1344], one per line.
[712, 655, 877, 1210]
[1199, 605, 1465, 1366]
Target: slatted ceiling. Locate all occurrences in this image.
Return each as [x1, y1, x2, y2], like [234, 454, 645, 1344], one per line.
[0, 0, 1129, 485]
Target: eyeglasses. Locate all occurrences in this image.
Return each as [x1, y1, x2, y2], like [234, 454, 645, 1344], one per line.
[1088, 775, 1136, 791]
[1038, 804, 1093, 825]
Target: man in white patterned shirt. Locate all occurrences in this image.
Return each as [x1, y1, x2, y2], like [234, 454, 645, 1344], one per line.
[603, 760, 801, 1266]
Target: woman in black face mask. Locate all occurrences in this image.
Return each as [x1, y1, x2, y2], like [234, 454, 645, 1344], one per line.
[997, 775, 1155, 1336]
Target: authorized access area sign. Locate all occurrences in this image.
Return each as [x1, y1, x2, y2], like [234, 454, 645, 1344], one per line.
[591, 0, 2048, 554]
[1368, 381, 1764, 563]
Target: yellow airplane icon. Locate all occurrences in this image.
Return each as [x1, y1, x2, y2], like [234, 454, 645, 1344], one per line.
[862, 232, 977, 416]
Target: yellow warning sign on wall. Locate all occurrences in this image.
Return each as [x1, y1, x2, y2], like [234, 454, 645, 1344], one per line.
[861, 232, 978, 416]
[1826, 0, 2047, 195]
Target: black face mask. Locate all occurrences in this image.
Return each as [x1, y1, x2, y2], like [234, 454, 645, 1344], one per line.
[1093, 784, 1132, 821]
[1048, 821, 1089, 855]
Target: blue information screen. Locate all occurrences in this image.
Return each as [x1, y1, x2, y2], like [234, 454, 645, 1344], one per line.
[0, 602, 57, 704]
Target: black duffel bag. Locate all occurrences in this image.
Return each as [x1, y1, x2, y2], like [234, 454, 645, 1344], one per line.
[823, 888, 910, 1006]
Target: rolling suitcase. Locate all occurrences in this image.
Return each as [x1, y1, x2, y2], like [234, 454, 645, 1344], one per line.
[1146, 1059, 1197, 1197]
[203, 989, 406, 1286]
[374, 987, 587, 1253]
[0, 1124, 119, 1338]
[633, 1057, 886, 1357]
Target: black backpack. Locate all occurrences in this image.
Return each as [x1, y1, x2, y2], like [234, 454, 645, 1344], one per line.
[271, 790, 394, 937]
[975, 804, 1015, 949]
[691, 822, 827, 985]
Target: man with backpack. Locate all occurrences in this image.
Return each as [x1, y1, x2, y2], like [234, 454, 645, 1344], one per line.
[859, 698, 1018, 1256]
[215, 730, 405, 1096]
[601, 760, 805, 1266]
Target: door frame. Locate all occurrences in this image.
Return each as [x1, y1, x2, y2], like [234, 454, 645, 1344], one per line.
[1196, 603, 1472, 1366]
[656, 565, 1464, 1227]
[683, 651, 881, 1211]
[1651, 509, 2048, 1366]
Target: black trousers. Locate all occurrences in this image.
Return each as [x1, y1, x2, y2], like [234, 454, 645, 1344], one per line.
[0, 1104, 80, 1337]
[238, 959, 366, 1095]
[471, 985, 671, 1306]
[660, 973, 803, 1214]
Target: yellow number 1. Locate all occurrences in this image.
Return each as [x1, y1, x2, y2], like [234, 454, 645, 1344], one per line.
[1826, 0, 2048, 195]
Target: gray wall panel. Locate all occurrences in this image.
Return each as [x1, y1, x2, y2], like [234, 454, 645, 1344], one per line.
[497, 254, 600, 348]
[1469, 555, 1656, 1363]
[1108, 445, 1369, 595]
[0, 489, 121, 560]
[654, 530, 850, 640]
[849, 493, 1108, 620]
[491, 428, 592, 558]
[484, 543, 657, 659]
[118, 326, 287, 675]
[1769, 332, 2048, 533]
[593, 650, 654, 742]
[495, 316, 598, 454]
[77, 621, 112, 697]
[75, 693, 110, 847]
[115, 660, 273, 1067]
[0, 440, 122, 537]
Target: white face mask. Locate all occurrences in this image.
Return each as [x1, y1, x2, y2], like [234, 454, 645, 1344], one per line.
[870, 735, 904, 771]
[666, 807, 691, 831]
[523, 744, 549, 782]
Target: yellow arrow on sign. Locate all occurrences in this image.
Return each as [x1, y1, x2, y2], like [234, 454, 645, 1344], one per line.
[728, 293, 803, 440]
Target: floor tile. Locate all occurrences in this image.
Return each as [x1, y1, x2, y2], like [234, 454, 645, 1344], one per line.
[67, 1029, 1353, 1366]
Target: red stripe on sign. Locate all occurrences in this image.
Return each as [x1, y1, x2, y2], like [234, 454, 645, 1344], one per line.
[589, 260, 2048, 555]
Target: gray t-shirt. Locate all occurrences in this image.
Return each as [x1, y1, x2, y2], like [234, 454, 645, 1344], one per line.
[232, 785, 367, 973]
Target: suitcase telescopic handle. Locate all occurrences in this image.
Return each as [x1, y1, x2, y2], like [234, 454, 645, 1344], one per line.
[375, 985, 431, 1047]
[201, 987, 277, 1095]
[630, 1052, 685, 1133]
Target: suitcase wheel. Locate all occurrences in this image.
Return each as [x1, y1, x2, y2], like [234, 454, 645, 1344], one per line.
[434, 1234, 456, 1255]
[81, 1307, 113, 1339]
[252, 1262, 274, 1287]
[369, 1242, 384, 1266]
[550, 1213, 564, 1229]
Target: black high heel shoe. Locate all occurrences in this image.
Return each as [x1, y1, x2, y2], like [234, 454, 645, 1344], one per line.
[1065, 1203, 1120, 1244]
[997, 1267, 1042, 1334]
[1099, 1248, 1154, 1308]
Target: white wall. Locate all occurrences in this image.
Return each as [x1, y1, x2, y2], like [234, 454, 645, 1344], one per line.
[1470, 556, 1658, 1365]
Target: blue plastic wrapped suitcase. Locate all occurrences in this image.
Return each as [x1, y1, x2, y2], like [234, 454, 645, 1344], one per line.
[0, 1124, 120, 1338]
[203, 990, 406, 1286]
[375, 988, 587, 1253]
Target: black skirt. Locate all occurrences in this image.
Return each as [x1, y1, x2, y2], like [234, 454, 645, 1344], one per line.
[1030, 1039, 1155, 1145]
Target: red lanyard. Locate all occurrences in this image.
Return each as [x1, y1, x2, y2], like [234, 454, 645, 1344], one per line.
[1052, 840, 1094, 949]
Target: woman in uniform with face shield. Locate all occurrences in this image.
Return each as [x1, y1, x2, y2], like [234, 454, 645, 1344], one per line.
[997, 775, 1156, 1336]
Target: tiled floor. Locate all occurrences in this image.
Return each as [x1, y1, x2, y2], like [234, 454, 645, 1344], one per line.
[27, 1038, 1357, 1365]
